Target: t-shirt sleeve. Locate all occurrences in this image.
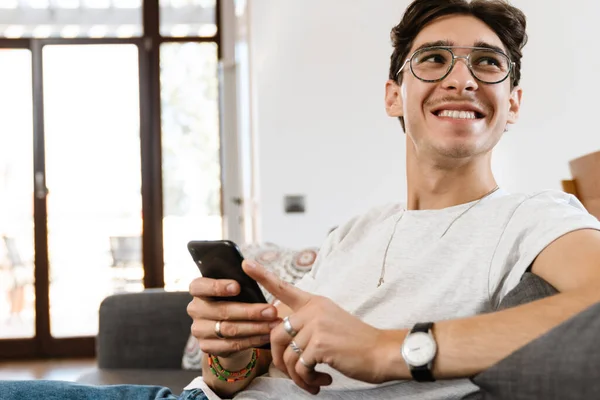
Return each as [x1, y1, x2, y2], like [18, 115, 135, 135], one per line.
[489, 191, 600, 308]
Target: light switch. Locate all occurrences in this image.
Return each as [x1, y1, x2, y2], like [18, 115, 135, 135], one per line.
[284, 195, 305, 213]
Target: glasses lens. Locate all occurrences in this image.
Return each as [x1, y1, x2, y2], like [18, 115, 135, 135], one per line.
[469, 49, 510, 83]
[411, 48, 453, 81]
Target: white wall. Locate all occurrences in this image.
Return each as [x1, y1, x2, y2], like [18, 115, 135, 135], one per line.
[248, 0, 600, 248]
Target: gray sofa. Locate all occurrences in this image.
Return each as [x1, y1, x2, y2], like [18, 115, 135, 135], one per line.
[77, 289, 198, 393]
[77, 273, 600, 399]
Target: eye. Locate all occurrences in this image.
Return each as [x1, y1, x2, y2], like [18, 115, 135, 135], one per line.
[471, 51, 508, 70]
[414, 49, 450, 66]
[475, 57, 500, 67]
[422, 53, 447, 64]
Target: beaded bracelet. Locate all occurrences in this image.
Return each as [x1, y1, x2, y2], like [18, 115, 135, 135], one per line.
[208, 349, 259, 382]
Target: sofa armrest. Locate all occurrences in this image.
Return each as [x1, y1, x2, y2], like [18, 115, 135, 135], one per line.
[97, 289, 193, 369]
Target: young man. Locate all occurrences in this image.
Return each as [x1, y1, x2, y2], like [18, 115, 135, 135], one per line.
[2, 0, 600, 399]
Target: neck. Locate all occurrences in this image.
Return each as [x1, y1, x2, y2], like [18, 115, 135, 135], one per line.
[405, 138, 498, 211]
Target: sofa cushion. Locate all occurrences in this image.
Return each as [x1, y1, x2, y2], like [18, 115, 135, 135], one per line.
[98, 289, 193, 369]
[182, 243, 319, 370]
[496, 272, 558, 311]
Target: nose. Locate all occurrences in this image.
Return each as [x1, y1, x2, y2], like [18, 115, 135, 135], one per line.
[440, 57, 478, 93]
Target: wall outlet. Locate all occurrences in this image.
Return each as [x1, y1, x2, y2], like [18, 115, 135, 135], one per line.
[284, 195, 305, 213]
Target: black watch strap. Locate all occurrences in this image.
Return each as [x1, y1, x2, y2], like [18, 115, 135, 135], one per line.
[411, 363, 435, 382]
[411, 322, 434, 334]
[409, 322, 435, 382]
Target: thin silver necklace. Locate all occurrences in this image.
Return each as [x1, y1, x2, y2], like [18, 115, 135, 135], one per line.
[377, 185, 500, 288]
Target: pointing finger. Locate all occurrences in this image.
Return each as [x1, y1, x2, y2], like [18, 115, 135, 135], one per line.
[242, 260, 311, 311]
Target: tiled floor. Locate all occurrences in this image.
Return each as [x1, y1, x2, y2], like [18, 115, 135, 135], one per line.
[0, 358, 96, 382]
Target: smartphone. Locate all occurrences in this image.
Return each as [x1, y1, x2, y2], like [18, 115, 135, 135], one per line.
[187, 240, 268, 304]
[188, 240, 271, 349]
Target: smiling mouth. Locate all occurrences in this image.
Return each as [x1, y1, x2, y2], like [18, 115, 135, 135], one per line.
[433, 109, 485, 120]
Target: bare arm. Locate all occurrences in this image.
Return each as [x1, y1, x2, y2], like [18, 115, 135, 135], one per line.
[380, 229, 600, 380]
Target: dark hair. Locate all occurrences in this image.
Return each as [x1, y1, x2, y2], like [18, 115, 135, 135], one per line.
[389, 0, 528, 129]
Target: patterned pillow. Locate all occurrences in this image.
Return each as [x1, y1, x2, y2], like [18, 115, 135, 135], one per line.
[181, 243, 319, 370]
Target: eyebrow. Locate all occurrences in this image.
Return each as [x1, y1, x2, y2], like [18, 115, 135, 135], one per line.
[412, 39, 507, 55]
[474, 40, 507, 55]
[413, 40, 454, 52]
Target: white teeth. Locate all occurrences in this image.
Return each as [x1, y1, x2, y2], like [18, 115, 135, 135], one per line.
[437, 110, 477, 119]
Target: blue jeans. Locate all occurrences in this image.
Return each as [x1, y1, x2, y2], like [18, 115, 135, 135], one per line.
[0, 380, 209, 400]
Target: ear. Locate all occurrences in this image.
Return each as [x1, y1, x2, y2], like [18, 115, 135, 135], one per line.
[385, 80, 404, 117]
[506, 86, 522, 125]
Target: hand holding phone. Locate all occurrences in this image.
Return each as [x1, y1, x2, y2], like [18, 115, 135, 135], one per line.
[188, 240, 268, 304]
[186, 240, 278, 356]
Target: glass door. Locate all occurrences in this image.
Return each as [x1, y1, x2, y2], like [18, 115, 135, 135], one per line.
[42, 43, 143, 338]
[0, 0, 230, 359]
[0, 48, 36, 340]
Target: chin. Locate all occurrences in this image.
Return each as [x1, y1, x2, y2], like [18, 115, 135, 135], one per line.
[435, 127, 497, 156]
[433, 139, 482, 159]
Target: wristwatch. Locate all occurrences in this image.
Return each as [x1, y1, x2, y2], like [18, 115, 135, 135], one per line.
[401, 322, 437, 382]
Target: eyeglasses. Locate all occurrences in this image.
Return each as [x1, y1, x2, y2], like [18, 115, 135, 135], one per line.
[396, 46, 515, 85]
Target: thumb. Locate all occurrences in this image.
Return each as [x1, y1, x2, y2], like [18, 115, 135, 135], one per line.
[242, 260, 311, 311]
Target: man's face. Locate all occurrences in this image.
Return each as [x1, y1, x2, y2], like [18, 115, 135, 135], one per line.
[385, 14, 522, 161]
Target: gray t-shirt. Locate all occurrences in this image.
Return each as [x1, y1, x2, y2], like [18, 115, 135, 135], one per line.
[187, 190, 600, 399]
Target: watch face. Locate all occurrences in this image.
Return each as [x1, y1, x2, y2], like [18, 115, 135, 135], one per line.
[402, 332, 437, 367]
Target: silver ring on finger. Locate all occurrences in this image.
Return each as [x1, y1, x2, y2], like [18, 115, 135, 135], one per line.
[283, 316, 298, 338]
[299, 356, 316, 370]
[214, 320, 225, 339]
[289, 340, 303, 355]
